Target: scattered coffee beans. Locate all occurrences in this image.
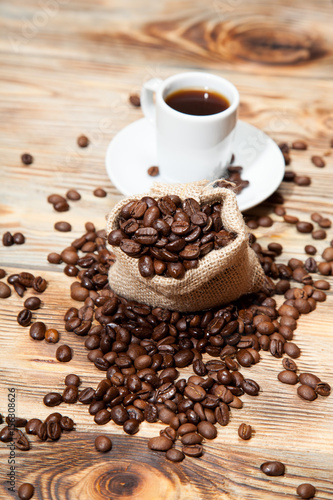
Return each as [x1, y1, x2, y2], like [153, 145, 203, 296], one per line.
[56, 345, 72, 362]
[93, 188, 107, 198]
[311, 155, 325, 168]
[238, 423, 252, 440]
[0, 282, 11, 298]
[129, 94, 141, 107]
[66, 189, 81, 201]
[54, 221, 72, 232]
[21, 153, 34, 165]
[2, 231, 14, 246]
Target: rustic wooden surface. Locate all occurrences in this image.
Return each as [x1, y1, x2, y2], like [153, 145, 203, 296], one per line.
[0, 0, 333, 498]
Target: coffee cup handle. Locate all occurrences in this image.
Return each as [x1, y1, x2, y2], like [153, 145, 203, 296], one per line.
[140, 78, 163, 124]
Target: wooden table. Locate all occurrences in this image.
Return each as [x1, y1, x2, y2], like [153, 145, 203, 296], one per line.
[0, 1, 332, 498]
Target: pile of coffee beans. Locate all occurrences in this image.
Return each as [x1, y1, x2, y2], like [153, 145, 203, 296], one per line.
[108, 196, 236, 279]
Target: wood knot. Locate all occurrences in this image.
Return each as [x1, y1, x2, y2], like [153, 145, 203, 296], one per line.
[213, 22, 327, 66]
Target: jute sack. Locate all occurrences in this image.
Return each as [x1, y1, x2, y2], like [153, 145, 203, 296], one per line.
[106, 180, 266, 312]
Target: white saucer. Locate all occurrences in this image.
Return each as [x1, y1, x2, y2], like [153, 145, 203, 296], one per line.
[106, 118, 285, 212]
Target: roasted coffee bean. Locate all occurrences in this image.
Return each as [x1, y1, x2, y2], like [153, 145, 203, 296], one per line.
[294, 175, 311, 186]
[43, 392, 62, 407]
[299, 373, 321, 389]
[71, 285, 89, 301]
[2, 231, 14, 246]
[123, 418, 140, 435]
[129, 93, 140, 107]
[238, 423, 252, 440]
[181, 432, 202, 445]
[0, 426, 12, 442]
[65, 374, 81, 387]
[94, 409, 111, 425]
[56, 345, 72, 362]
[304, 245, 317, 255]
[95, 435, 112, 452]
[29, 322, 47, 341]
[165, 448, 185, 462]
[0, 282, 11, 298]
[66, 189, 81, 201]
[296, 221, 314, 234]
[21, 152, 34, 165]
[79, 388, 95, 404]
[138, 255, 154, 277]
[315, 382, 331, 397]
[278, 370, 298, 385]
[260, 461, 285, 476]
[54, 221, 72, 232]
[25, 418, 42, 435]
[24, 296, 41, 310]
[296, 483, 316, 499]
[242, 379, 260, 396]
[47, 421, 62, 440]
[283, 342, 301, 359]
[13, 232, 25, 244]
[182, 444, 203, 457]
[148, 436, 173, 451]
[311, 155, 325, 168]
[18, 483, 35, 500]
[37, 423, 47, 441]
[197, 421, 217, 439]
[48, 194, 66, 205]
[77, 134, 89, 147]
[5, 416, 27, 428]
[17, 309, 32, 327]
[312, 229, 326, 240]
[297, 384, 317, 401]
[45, 328, 59, 343]
[60, 416, 74, 431]
[33, 276, 47, 293]
[48, 252, 62, 264]
[147, 166, 159, 176]
[292, 140, 307, 150]
[313, 279, 330, 290]
[282, 358, 298, 372]
[54, 200, 70, 212]
[184, 384, 206, 402]
[44, 413, 62, 424]
[13, 429, 30, 450]
[215, 403, 229, 426]
[62, 385, 79, 404]
[258, 216, 273, 228]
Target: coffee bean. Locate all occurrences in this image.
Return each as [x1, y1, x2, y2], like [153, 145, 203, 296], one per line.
[315, 382, 331, 397]
[60, 416, 74, 431]
[242, 379, 260, 396]
[322, 247, 333, 261]
[13, 232, 25, 244]
[48, 194, 66, 205]
[95, 435, 112, 452]
[44, 413, 62, 424]
[0, 282, 11, 298]
[166, 448, 185, 462]
[56, 345, 72, 362]
[296, 221, 314, 234]
[147, 166, 159, 176]
[278, 370, 298, 385]
[79, 387, 95, 404]
[296, 483, 316, 499]
[65, 374, 81, 387]
[5, 416, 27, 427]
[66, 189, 81, 201]
[283, 342, 301, 359]
[48, 252, 62, 264]
[299, 373, 321, 389]
[258, 216, 273, 228]
[54, 221, 72, 232]
[33, 276, 47, 293]
[54, 200, 70, 212]
[182, 444, 203, 457]
[47, 421, 62, 440]
[292, 140, 307, 150]
[17, 309, 32, 327]
[29, 322, 46, 340]
[304, 245, 317, 255]
[238, 423, 252, 440]
[25, 418, 42, 435]
[297, 384, 317, 401]
[62, 385, 78, 404]
[21, 153, 34, 165]
[24, 296, 41, 310]
[282, 358, 297, 372]
[148, 436, 173, 451]
[71, 285, 89, 301]
[260, 461, 285, 477]
[197, 421, 217, 439]
[123, 418, 140, 435]
[312, 229, 326, 240]
[43, 392, 63, 407]
[18, 483, 35, 499]
[2, 231, 14, 246]
[77, 134, 89, 147]
[129, 94, 141, 107]
[94, 409, 111, 425]
[294, 175, 311, 186]
[311, 155, 325, 168]
[93, 188, 107, 197]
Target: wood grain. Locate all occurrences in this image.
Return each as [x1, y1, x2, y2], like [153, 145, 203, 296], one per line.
[0, 0, 333, 498]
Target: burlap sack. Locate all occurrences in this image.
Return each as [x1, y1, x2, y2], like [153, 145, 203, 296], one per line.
[106, 180, 265, 312]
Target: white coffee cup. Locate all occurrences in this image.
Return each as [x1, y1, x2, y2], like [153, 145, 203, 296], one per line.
[141, 71, 239, 183]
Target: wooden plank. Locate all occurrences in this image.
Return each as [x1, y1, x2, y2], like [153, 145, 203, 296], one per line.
[0, 0, 333, 498]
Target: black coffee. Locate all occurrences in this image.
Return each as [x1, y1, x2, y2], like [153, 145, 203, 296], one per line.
[165, 88, 230, 116]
